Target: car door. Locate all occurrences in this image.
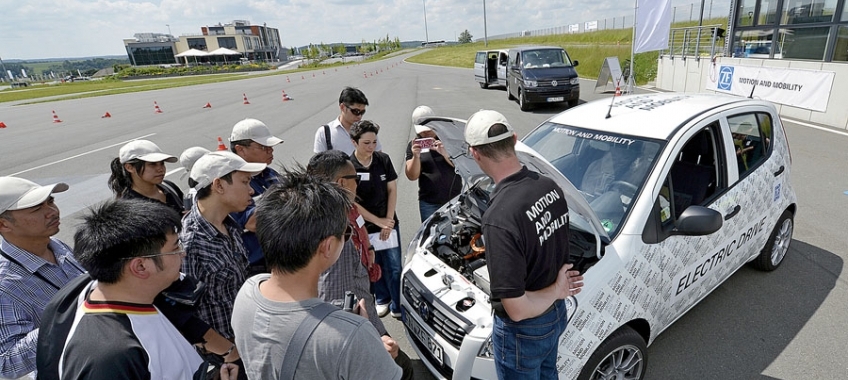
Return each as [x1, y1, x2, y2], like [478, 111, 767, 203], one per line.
[497, 51, 508, 85]
[474, 52, 486, 84]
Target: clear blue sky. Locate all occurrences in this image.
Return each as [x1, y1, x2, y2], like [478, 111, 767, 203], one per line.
[0, 0, 725, 60]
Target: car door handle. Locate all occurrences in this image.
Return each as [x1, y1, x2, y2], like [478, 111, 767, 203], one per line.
[773, 165, 785, 177]
[724, 205, 741, 220]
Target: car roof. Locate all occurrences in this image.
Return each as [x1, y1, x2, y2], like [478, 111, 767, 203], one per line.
[511, 46, 562, 51]
[545, 93, 758, 141]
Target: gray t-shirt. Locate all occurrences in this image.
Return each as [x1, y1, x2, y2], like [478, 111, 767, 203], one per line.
[319, 240, 388, 336]
[232, 274, 401, 380]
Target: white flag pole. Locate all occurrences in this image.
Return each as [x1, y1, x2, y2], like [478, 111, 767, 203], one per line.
[629, 0, 638, 93]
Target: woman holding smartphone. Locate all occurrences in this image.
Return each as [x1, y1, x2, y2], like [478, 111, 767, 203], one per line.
[404, 106, 462, 222]
[349, 120, 403, 319]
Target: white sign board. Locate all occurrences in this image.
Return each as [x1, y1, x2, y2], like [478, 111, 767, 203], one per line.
[706, 64, 835, 112]
[569, 24, 579, 34]
[585, 21, 598, 31]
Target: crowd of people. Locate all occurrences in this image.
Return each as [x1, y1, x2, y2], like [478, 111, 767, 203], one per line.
[0, 86, 583, 380]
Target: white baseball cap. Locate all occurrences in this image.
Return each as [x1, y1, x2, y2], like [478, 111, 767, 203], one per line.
[179, 147, 211, 179]
[119, 140, 178, 164]
[464, 110, 515, 146]
[412, 105, 434, 125]
[0, 177, 69, 213]
[190, 151, 267, 190]
[230, 118, 284, 147]
[414, 125, 432, 134]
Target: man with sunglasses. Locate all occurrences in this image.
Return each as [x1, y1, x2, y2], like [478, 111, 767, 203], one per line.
[230, 118, 284, 276]
[232, 169, 401, 380]
[0, 177, 85, 379]
[35, 199, 238, 380]
[314, 87, 382, 156]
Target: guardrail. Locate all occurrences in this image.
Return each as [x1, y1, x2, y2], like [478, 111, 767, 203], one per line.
[660, 25, 726, 59]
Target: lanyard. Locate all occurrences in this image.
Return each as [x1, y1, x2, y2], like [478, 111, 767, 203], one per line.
[0, 248, 83, 291]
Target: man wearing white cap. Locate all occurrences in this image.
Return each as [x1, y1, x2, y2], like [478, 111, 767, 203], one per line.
[181, 151, 266, 346]
[404, 106, 462, 222]
[0, 177, 85, 379]
[464, 110, 583, 380]
[229, 118, 283, 275]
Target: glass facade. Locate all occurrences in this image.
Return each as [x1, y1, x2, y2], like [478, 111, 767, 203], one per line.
[128, 46, 177, 66]
[733, 0, 848, 61]
[187, 38, 207, 51]
[217, 37, 237, 49]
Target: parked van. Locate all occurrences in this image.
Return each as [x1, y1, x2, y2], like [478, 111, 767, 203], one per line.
[506, 46, 580, 111]
[474, 49, 508, 88]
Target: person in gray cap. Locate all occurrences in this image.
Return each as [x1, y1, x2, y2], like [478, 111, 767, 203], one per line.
[0, 176, 85, 379]
[464, 110, 583, 380]
[108, 139, 184, 215]
[182, 151, 266, 347]
[229, 118, 283, 275]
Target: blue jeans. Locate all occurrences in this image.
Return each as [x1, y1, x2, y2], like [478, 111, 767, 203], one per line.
[418, 200, 443, 223]
[493, 299, 567, 380]
[373, 225, 402, 314]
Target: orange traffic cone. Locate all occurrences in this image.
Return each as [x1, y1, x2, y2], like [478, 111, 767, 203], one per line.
[286, 76, 290, 83]
[203, 102, 212, 109]
[154, 101, 163, 114]
[322, 71, 325, 75]
[312, 73, 315, 78]
[363, 72, 367, 78]
[243, 94, 250, 104]
[101, 112, 112, 118]
[216, 137, 227, 151]
[301, 75, 305, 80]
[282, 90, 293, 102]
[0, 122, 7, 128]
[615, 86, 622, 97]
[52, 110, 63, 123]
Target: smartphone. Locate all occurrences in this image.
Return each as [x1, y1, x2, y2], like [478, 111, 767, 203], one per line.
[343, 291, 357, 312]
[414, 137, 435, 152]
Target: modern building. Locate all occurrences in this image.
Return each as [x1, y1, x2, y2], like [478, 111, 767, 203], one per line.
[123, 20, 285, 66]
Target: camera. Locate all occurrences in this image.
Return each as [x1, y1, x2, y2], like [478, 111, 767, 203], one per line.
[343, 291, 357, 312]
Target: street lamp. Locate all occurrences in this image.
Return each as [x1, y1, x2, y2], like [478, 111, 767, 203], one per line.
[423, 0, 429, 43]
[166, 24, 172, 36]
[483, 0, 488, 46]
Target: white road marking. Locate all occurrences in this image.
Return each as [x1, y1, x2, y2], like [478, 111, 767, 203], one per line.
[782, 118, 848, 138]
[9, 133, 157, 176]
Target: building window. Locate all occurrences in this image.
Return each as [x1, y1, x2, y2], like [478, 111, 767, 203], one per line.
[188, 38, 208, 51]
[218, 37, 237, 49]
[834, 26, 848, 61]
[733, 29, 779, 57]
[129, 46, 176, 66]
[758, 0, 779, 24]
[738, 0, 757, 26]
[779, 26, 830, 60]
[781, 0, 838, 24]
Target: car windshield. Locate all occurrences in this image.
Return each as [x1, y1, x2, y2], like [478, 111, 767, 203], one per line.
[523, 122, 664, 236]
[523, 49, 572, 68]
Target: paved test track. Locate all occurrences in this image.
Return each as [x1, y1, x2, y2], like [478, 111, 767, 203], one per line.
[1, 50, 846, 379]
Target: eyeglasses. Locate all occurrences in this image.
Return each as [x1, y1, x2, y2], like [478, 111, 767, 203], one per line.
[125, 243, 186, 260]
[345, 104, 366, 116]
[341, 174, 361, 184]
[251, 142, 274, 152]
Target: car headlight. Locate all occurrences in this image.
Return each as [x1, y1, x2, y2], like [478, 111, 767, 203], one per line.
[477, 336, 494, 358]
[570, 77, 579, 85]
[524, 79, 538, 87]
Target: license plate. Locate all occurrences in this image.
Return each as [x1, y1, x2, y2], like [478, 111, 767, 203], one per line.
[405, 314, 444, 365]
[547, 97, 565, 102]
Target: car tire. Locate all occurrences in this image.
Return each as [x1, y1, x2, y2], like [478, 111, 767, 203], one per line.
[519, 89, 532, 111]
[480, 82, 488, 89]
[568, 98, 580, 108]
[507, 81, 515, 100]
[750, 209, 793, 271]
[578, 326, 647, 380]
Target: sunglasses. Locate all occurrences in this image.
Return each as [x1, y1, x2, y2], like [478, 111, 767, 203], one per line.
[345, 104, 366, 116]
[125, 243, 186, 260]
[341, 174, 361, 184]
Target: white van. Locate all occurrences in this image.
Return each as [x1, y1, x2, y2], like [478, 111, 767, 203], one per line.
[473, 50, 508, 88]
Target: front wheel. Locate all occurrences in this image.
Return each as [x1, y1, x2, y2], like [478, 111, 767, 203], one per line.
[507, 81, 515, 100]
[519, 89, 533, 111]
[578, 326, 647, 380]
[568, 98, 580, 108]
[750, 210, 793, 271]
[479, 82, 488, 89]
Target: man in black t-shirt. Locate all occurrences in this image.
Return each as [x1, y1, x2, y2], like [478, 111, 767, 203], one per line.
[464, 110, 584, 380]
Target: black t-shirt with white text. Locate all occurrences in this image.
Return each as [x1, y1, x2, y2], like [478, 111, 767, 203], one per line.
[352, 151, 399, 234]
[482, 167, 570, 301]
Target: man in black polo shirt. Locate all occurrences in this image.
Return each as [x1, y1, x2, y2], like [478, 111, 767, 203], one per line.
[464, 110, 584, 380]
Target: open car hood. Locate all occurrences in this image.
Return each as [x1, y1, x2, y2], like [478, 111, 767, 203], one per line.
[420, 117, 610, 245]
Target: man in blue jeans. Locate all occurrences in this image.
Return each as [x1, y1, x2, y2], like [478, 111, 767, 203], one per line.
[464, 110, 584, 379]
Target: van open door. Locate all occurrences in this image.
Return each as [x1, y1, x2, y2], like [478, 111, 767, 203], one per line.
[475, 50, 508, 89]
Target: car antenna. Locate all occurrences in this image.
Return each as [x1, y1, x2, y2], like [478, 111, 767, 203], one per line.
[605, 76, 622, 119]
[748, 71, 760, 99]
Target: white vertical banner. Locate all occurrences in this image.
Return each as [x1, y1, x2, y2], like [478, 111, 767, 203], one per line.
[21, 69, 28, 78]
[634, 0, 672, 53]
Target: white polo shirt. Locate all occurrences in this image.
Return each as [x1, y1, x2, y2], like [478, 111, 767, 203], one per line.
[314, 118, 383, 156]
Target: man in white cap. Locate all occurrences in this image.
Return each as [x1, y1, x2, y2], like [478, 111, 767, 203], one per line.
[0, 176, 85, 379]
[181, 151, 265, 350]
[464, 110, 583, 380]
[229, 118, 283, 275]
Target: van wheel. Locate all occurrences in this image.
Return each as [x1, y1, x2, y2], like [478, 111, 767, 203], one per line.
[519, 89, 532, 111]
[750, 210, 793, 271]
[480, 82, 488, 89]
[507, 82, 515, 100]
[578, 326, 647, 380]
[568, 99, 579, 108]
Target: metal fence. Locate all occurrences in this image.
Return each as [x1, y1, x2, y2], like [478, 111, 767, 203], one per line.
[660, 25, 727, 59]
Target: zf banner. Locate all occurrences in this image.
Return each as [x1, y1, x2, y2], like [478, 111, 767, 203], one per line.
[707, 64, 835, 112]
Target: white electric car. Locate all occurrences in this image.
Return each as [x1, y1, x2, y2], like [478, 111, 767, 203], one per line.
[400, 93, 796, 380]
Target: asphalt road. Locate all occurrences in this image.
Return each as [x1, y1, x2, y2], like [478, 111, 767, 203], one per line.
[1, 51, 846, 380]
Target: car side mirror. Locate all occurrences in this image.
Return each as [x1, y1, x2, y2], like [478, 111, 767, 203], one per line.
[673, 206, 722, 236]
[573, 60, 579, 67]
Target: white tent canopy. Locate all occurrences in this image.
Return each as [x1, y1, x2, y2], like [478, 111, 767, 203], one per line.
[208, 47, 242, 56]
[174, 48, 209, 57]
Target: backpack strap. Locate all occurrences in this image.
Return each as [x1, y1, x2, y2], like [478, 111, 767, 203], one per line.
[323, 124, 333, 151]
[278, 302, 339, 380]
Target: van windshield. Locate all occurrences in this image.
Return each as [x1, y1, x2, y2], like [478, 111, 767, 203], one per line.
[523, 49, 572, 68]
